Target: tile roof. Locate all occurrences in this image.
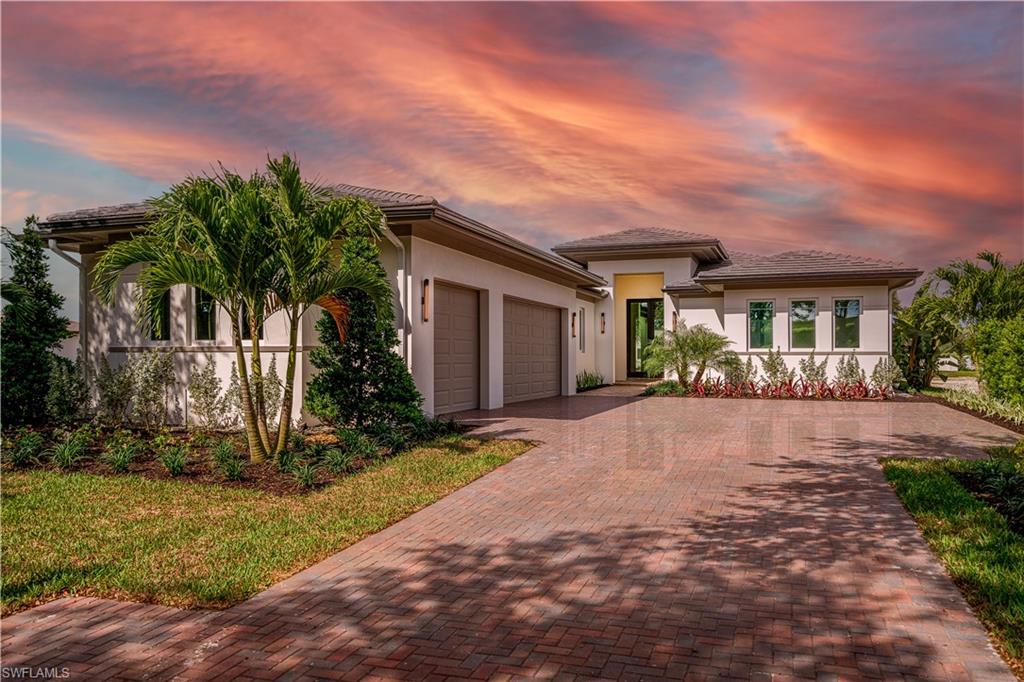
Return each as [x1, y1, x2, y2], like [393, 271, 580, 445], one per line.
[694, 249, 921, 281]
[42, 184, 436, 225]
[552, 227, 720, 252]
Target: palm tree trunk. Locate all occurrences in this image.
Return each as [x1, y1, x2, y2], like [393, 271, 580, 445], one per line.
[274, 304, 300, 455]
[231, 316, 266, 462]
[248, 309, 272, 453]
[692, 363, 707, 385]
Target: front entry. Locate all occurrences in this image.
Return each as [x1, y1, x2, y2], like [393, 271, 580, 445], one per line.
[626, 298, 664, 377]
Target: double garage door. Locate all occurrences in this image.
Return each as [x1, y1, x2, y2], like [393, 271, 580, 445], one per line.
[433, 284, 561, 414]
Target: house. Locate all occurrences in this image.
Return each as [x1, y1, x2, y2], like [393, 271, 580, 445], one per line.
[38, 185, 921, 420]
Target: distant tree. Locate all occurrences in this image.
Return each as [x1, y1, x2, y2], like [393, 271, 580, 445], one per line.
[893, 289, 960, 390]
[306, 237, 423, 430]
[929, 251, 1023, 325]
[1, 220, 71, 425]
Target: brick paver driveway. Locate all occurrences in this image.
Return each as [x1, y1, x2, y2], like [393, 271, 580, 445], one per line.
[2, 394, 1018, 680]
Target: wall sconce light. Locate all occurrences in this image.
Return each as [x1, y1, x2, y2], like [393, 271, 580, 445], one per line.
[672, 311, 678, 330]
[600, 312, 606, 334]
[421, 278, 430, 322]
[571, 312, 577, 338]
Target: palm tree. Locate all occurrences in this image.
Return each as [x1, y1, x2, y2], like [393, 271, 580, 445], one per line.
[929, 251, 1024, 325]
[643, 323, 736, 386]
[93, 169, 276, 460]
[262, 154, 390, 454]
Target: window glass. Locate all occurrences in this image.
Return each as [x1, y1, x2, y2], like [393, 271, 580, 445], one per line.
[195, 289, 216, 341]
[790, 300, 816, 349]
[748, 301, 773, 349]
[149, 291, 171, 341]
[834, 299, 861, 348]
[578, 308, 585, 352]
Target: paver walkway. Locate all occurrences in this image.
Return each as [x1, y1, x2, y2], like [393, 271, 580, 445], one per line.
[2, 396, 1018, 680]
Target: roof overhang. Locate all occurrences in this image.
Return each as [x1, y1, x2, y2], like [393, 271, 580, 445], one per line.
[37, 201, 606, 289]
[554, 241, 728, 266]
[694, 272, 922, 291]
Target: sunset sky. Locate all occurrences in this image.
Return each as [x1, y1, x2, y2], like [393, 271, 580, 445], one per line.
[2, 2, 1022, 317]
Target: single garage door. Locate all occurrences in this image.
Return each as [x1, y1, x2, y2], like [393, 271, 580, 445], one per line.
[504, 298, 561, 403]
[434, 283, 480, 414]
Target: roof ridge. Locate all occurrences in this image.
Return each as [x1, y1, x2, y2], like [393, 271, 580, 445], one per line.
[768, 249, 912, 267]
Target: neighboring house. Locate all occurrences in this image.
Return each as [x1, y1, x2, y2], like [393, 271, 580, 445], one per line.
[38, 185, 921, 420]
[57, 320, 80, 361]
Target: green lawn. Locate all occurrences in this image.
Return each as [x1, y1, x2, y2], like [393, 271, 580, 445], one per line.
[883, 457, 1023, 676]
[1, 436, 530, 614]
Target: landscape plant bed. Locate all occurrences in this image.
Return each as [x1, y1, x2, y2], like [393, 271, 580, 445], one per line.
[2, 422, 473, 495]
[898, 392, 1024, 436]
[0, 435, 532, 615]
[642, 378, 895, 400]
[884, 457, 1024, 677]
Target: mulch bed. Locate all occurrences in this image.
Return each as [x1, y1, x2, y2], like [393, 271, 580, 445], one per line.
[895, 394, 1024, 436]
[6, 428, 375, 496]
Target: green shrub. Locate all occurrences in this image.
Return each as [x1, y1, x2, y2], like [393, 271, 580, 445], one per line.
[641, 380, 685, 396]
[211, 440, 245, 481]
[759, 347, 795, 385]
[45, 353, 90, 424]
[96, 356, 134, 425]
[576, 370, 604, 391]
[870, 356, 904, 390]
[336, 428, 379, 459]
[409, 416, 461, 443]
[49, 437, 87, 470]
[975, 317, 1024, 406]
[725, 356, 757, 384]
[188, 361, 229, 429]
[288, 430, 306, 453]
[276, 449, 297, 473]
[292, 461, 320, 489]
[798, 352, 828, 383]
[306, 237, 424, 431]
[103, 433, 139, 473]
[324, 448, 356, 475]
[836, 353, 866, 385]
[220, 456, 245, 481]
[158, 446, 188, 476]
[8, 430, 44, 467]
[131, 351, 178, 428]
[305, 442, 330, 461]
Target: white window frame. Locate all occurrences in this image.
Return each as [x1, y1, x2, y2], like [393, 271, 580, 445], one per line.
[747, 299, 775, 350]
[788, 298, 817, 350]
[832, 296, 863, 350]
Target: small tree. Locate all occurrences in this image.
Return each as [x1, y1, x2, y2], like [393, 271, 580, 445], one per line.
[1, 222, 71, 425]
[870, 356, 904, 391]
[189, 360, 225, 429]
[306, 237, 422, 430]
[131, 350, 178, 428]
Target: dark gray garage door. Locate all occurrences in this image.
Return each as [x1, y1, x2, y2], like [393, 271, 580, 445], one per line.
[434, 283, 480, 414]
[503, 298, 561, 404]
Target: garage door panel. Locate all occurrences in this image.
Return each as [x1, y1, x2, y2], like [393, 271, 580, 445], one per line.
[434, 284, 479, 414]
[503, 298, 561, 404]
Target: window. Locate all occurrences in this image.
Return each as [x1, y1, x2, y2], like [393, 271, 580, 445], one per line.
[195, 289, 216, 341]
[790, 300, 816, 349]
[149, 291, 171, 341]
[834, 299, 861, 348]
[578, 307, 585, 352]
[748, 301, 773, 349]
[241, 306, 264, 340]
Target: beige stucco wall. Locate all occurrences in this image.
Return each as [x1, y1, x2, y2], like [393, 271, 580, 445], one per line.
[573, 298, 597, 377]
[407, 236, 578, 415]
[668, 283, 893, 381]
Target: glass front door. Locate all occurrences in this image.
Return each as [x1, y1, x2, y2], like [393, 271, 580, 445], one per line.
[627, 298, 664, 377]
